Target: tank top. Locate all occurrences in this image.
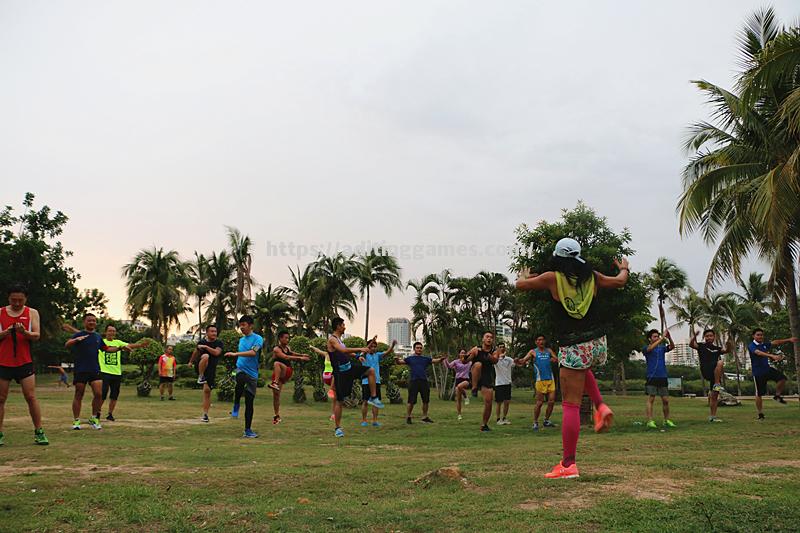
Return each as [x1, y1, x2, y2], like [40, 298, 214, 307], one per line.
[328, 334, 350, 372]
[276, 345, 292, 367]
[0, 306, 33, 367]
[550, 273, 603, 346]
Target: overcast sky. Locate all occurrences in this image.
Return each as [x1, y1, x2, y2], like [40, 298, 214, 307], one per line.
[2, 1, 792, 342]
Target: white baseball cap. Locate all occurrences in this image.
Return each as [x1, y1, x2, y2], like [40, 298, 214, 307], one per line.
[553, 237, 585, 263]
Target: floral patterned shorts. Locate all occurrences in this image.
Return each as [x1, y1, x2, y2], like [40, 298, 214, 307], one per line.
[558, 336, 608, 370]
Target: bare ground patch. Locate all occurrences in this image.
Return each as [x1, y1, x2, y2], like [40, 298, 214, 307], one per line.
[0, 461, 167, 479]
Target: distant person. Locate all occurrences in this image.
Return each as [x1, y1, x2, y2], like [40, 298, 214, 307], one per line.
[494, 344, 523, 425]
[395, 342, 445, 424]
[643, 329, 676, 429]
[269, 331, 311, 425]
[187, 325, 224, 423]
[310, 345, 336, 421]
[359, 339, 396, 427]
[467, 332, 502, 432]
[0, 284, 48, 445]
[688, 327, 729, 422]
[157, 345, 177, 401]
[65, 313, 125, 430]
[519, 335, 558, 430]
[48, 365, 70, 388]
[225, 315, 264, 438]
[442, 349, 472, 420]
[748, 328, 797, 420]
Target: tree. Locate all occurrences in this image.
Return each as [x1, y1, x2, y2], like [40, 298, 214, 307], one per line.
[0, 193, 81, 337]
[188, 252, 211, 339]
[355, 248, 402, 341]
[204, 250, 236, 331]
[286, 264, 316, 336]
[122, 247, 191, 341]
[288, 335, 311, 403]
[646, 257, 688, 333]
[252, 284, 292, 349]
[127, 337, 163, 397]
[737, 272, 772, 314]
[678, 8, 800, 398]
[226, 226, 255, 315]
[307, 253, 359, 332]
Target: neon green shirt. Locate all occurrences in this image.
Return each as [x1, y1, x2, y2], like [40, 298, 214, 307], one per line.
[99, 339, 128, 375]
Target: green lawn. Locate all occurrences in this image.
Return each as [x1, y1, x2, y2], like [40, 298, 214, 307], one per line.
[1, 377, 799, 532]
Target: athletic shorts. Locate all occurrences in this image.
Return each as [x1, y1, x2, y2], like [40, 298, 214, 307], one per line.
[495, 384, 512, 402]
[273, 363, 293, 384]
[408, 379, 430, 405]
[0, 363, 34, 383]
[159, 376, 175, 384]
[332, 363, 370, 401]
[235, 371, 258, 397]
[558, 335, 608, 370]
[323, 372, 333, 386]
[645, 377, 669, 397]
[204, 356, 220, 389]
[535, 379, 556, 395]
[59, 373, 68, 384]
[700, 357, 721, 383]
[455, 377, 470, 387]
[754, 368, 787, 397]
[101, 373, 122, 400]
[74, 371, 102, 385]
[362, 383, 382, 401]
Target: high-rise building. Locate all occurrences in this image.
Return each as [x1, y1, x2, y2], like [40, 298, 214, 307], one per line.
[386, 317, 411, 347]
[668, 342, 697, 367]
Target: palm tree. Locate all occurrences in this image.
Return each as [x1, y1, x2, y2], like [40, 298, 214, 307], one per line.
[307, 253, 359, 332]
[647, 258, 688, 333]
[737, 272, 772, 314]
[204, 250, 236, 331]
[188, 252, 210, 339]
[251, 284, 292, 349]
[670, 287, 706, 332]
[226, 226, 255, 315]
[286, 264, 315, 335]
[678, 8, 800, 394]
[355, 248, 402, 340]
[122, 247, 191, 341]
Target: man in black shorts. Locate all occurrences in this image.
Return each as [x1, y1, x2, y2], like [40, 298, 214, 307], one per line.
[268, 331, 311, 425]
[327, 317, 383, 438]
[689, 327, 730, 422]
[395, 342, 445, 424]
[748, 328, 797, 420]
[188, 325, 224, 422]
[467, 332, 502, 432]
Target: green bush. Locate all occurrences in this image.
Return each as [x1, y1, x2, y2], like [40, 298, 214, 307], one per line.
[173, 341, 196, 365]
[288, 336, 311, 403]
[309, 337, 329, 402]
[127, 337, 163, 396]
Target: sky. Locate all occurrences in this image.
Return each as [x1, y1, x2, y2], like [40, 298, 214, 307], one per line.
[2, 1, 792, 343]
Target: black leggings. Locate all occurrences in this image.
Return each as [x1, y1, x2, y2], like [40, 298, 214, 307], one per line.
[234, 381, 256, 430]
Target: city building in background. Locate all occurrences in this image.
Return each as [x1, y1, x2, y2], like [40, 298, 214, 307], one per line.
[386, 317, 411, 347]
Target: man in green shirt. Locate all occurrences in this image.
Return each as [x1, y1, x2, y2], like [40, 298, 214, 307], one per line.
[98, 325, 148, 421]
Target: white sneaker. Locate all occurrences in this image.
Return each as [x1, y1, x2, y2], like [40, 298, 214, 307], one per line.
[464, 397, 470, 405]
[502, 419, 511, 425]
[457, 414, 463, 420]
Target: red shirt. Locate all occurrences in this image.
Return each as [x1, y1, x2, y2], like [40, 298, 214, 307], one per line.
[0, 306, 33, 367]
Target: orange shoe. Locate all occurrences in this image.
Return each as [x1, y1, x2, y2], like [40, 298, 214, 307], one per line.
[544, 461, 579, 479]
[594, 403, 614, 433]
[327, 389, 335, 399]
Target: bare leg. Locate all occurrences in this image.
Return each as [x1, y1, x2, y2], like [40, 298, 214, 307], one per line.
[502, 400, 509, 419]
[714, 360, 723, 385]
[334, 400, 343, 427]
[168, 382, 174, 398]
[108, 399, 118, 415]
[534, 393, 544, 423]
[481, 387, 493, 426]
[495, 400, 501, 421]
[646, 395, 655, 420]
[272, 387, 281, 417]
[422, 402, 429, 417]
[755, 395, 763, 415]
[90, 380, 104, 417]
[709, 391, 718, 417]
[776, 379, 786, 397]
[202, 384, 211, 415]
[198, 354, 209, 378]
[366, 368, 377, 397]
[406, 402, 414, 418]
[159, 383, 166, 398]
[545, 392, 556, 420]
[0, 379, 9, 431]
[73, 382, 86, 418]
[272, 362, 283, 384]
[455, 383, 464, 414]
[661, 396, 670, 420]
[372, 405, 379, 422]
[471, 363, 482, 393]
[20, 375, 42, 429]
[361, 400, 368, 422]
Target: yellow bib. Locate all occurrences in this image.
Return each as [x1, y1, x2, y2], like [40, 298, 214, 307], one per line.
[555, 272, 595, 319]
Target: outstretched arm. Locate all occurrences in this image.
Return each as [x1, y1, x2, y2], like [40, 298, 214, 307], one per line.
[688, 327, 698, 350]
[515, 270, 555, 292]
[773, 337, 799, 346]
[594, 258, 630, 289]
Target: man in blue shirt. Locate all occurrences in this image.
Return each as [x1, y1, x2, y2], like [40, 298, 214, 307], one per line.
[642, 329, 676, 429]
[395, 342, 445, 424]
[748, 328, 797, 420]
[359, 339, 396, 427]
[224, 315, 264, 438]
[64, 313, 125, 431]
[519, 334, 558, 430]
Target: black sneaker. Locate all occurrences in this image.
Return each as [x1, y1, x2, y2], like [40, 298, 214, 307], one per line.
[773, 395, 787, 404]
[168, 397, 176, 401]
[471, 389, 478, 397]
[758, 413, 765, 420]
[422, 417, 434, 424]
[106, 414, 115, 422]
[406, 417, 412, 425]
[480, 424, 491, 432]
[201, 414, 209, 423]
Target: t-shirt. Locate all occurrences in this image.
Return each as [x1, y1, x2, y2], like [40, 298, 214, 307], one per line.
[748, 340, 772, 377]
[695, 343, 722, 367]
[361, 351, 384, 384]
[71, 331, 104, 373]
[99, 339, 128, 375]
[404, 355, 432, 381]
[158, 354, 177, 377]
[533, 348, 554, 381]
[197, 339, 224, 360]
[643, 344, 670, 379]
[236, 333, 264, 379]
[494, 356, 515, 386]
[475, 350, 496, 385]
[444, 358, 471, 380]
[0, 306, 33, 367]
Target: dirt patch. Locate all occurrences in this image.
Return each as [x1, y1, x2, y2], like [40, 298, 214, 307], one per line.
[110, 418, 208, 429]
[412, 466, 470, 489]
[0, 462, 165, 479]
[760, 459, 800, 469]
[364, 445, 412, 452]
[615, 476, 692, 502]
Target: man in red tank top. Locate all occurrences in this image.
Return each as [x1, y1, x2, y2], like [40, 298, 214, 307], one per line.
[0, 284, 49, 445]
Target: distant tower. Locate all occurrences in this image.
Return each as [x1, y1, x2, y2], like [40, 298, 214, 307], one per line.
[386, 317, 411, 346]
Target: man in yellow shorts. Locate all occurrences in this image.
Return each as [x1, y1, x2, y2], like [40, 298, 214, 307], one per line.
[520, 335, 558, 430]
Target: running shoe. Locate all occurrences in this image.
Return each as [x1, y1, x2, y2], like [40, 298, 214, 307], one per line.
[544, 461, 579, 479]
[34, 428, 49, 446]
[372, 422, 381, 427]
[201, 414, 209, 423]
[664, 419, 677, 428]
[334, 427, 344, 438]
[532, 422, 539, 431]
[197, 375, 206, 385]
[168, 397, 176, 401]
[480, 424, 491, 432]
[0, 432, 4, 446]
[471, 389, 478, 397]
[593, 403, 614, 433]
[106, 414, 115, 422]
[773, 395, 787, 404]
[421, 417, 434, 424]
[543, 419, 557, 428]
[502, 419, 512, 425]
[72, 419, 81, 430]
[243, 429, 259, 438]
[160, 396, 165, 401]
[464, 396, 470, 405]
[457, 414, 463, 421]
[758, 413, 765, 421]
[708, 416, 722, 423]
[360, 421, 369, 427]
[712, 383, 724, 393]
[89, 417, 102, 430]
[646, 420, 658, 429]
[367, 397, 385, 409]
[231, 404, 240, 418]
[268, 381, 281, 392]
[406, 417, 412, 425]
[273, 416, 282, 425]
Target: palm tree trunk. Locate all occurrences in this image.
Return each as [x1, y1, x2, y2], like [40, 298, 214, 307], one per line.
[197, 299, 203, 341]
[784, 267, 800, 403]
[620, 361, 627, 396]
[658, 301, 666, 333]
[731, 337, 742, 397]
[364, 286, 370, 341]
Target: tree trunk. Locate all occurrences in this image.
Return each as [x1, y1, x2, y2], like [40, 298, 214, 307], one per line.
[785, 267, 800, 403]
[659, 301, 666, 333]
[731, 337, 742, 397]
[620, 361, 627, 396]
[197, 300, 203, 340]
[364, 286, 370, 342]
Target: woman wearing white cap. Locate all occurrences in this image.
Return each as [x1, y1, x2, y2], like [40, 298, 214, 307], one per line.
[516, 237, 629, 479]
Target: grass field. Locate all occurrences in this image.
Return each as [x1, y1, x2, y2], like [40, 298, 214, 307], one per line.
[1, 377, 799, 533]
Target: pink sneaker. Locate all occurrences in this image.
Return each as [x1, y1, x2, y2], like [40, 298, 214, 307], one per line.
[594, 403, 614, 433]
[544, 461, 579, 479]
